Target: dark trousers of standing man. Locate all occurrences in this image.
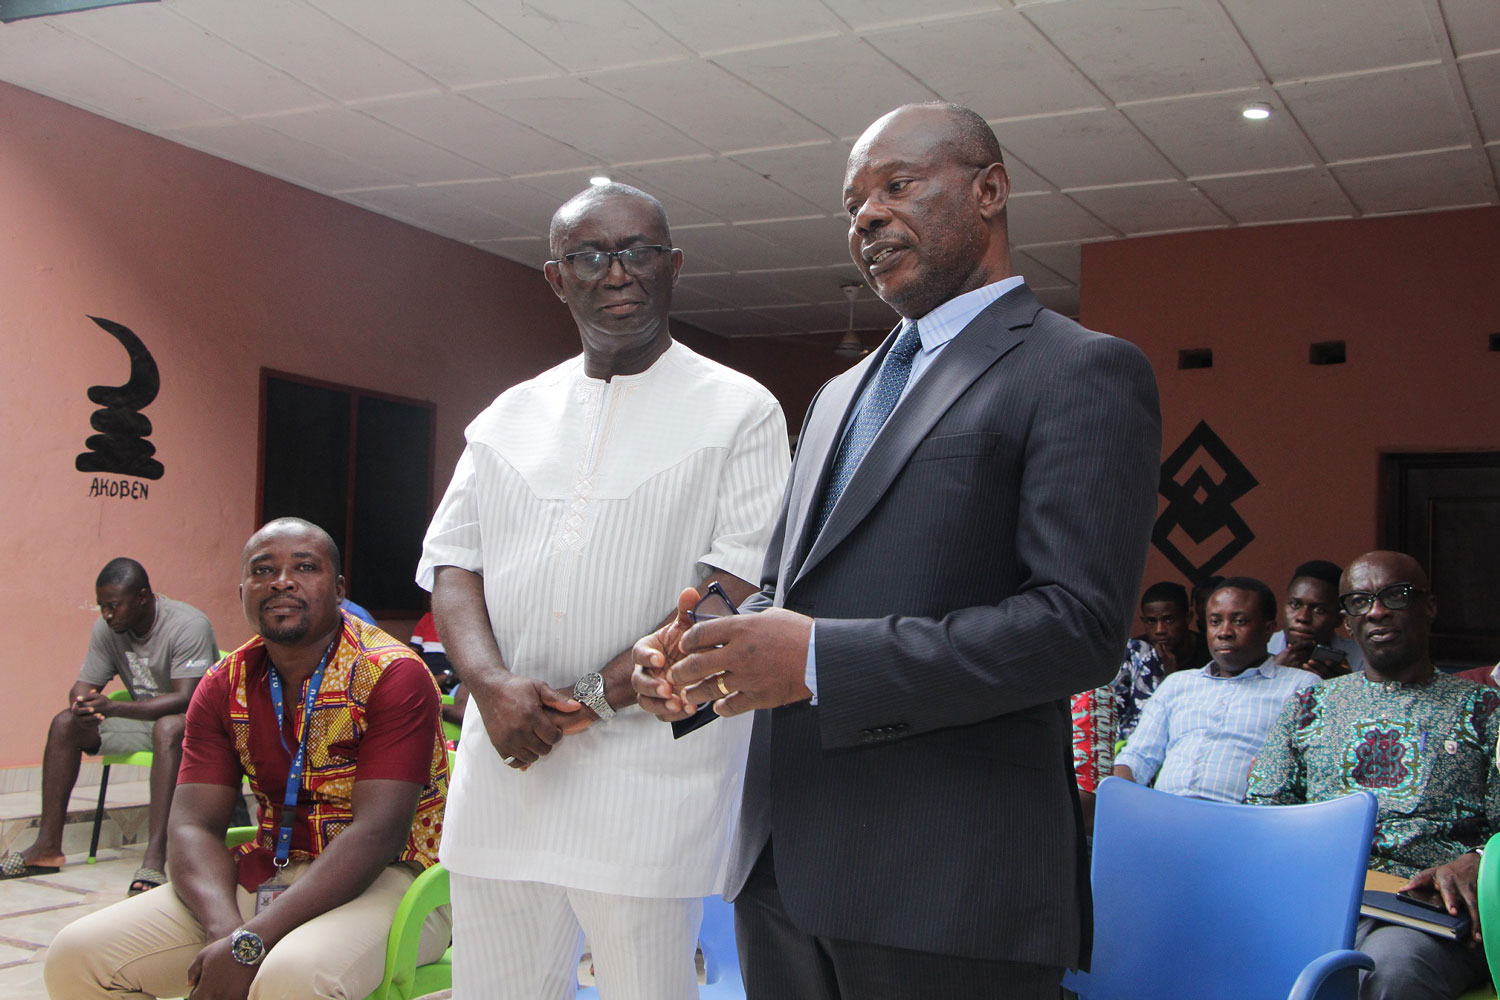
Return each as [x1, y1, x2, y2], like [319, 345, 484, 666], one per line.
[735, 844, 1063, 1000]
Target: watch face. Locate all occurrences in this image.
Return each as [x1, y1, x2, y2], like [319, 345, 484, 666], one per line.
[579, 674, 603, 699]
[231, 930, 264, 965]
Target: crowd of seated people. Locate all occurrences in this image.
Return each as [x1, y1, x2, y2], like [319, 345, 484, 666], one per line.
[1072, 550, 1500, 1000]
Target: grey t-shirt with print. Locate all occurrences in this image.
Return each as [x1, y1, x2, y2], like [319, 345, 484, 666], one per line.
[78, 595, 219, 698]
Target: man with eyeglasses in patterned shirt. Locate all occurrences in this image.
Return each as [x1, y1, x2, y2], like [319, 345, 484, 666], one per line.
[1249, 550, 1499, 1000]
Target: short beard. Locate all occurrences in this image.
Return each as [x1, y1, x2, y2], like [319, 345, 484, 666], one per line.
[259, 617, 310, 644]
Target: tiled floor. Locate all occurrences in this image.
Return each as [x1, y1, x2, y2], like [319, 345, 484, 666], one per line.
[0, 843, 145, 1000]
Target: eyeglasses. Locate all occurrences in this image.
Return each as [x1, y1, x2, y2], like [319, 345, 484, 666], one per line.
[1339, 583, 1427, 617]
[550, 245, 673, 281]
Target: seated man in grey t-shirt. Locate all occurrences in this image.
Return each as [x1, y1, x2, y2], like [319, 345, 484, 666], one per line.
[0, 558, 217, 894]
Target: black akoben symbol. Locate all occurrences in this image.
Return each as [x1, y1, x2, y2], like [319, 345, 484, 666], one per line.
[75, 316, 164, 481]
[1152, 421, 1257, 580]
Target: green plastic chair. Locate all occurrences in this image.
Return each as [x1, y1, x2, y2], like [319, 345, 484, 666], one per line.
[439, 692, 461, 747]
[224, 827, 451, 1000]
[1456, 831, 1500, 1000]
[87, 689, 154, 863]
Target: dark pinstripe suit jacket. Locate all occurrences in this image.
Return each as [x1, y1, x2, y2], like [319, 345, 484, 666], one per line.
[730, 284, 1161, 969]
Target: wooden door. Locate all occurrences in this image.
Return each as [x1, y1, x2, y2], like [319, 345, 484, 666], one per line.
[1383, 452, 1500, 665]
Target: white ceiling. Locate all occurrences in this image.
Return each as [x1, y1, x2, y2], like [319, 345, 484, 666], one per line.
[1, 0, 1495, 337]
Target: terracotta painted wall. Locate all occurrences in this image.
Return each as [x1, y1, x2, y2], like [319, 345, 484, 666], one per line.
[0, 81, 590, 767]
[1080, 207, 1500, 614]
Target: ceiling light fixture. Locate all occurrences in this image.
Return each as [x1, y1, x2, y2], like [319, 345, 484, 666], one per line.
[1241, 103, 1272, 120]
[833, 284, 868, 358]
[589, 175, 611, 187]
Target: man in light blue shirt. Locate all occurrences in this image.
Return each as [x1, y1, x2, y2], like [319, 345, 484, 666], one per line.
[1114, 576, 1319, 803]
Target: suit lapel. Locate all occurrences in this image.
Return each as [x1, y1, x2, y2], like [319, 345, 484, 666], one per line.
[790, 287, 1043, 590]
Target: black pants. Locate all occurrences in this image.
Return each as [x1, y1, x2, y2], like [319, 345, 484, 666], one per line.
[735, 845, 1064, 1000]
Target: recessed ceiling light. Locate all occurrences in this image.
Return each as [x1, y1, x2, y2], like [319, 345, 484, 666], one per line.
[589, 175, 611, 186]
[1242, 103, 1272, 120]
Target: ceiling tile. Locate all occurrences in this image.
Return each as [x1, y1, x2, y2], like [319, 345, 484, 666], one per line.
[628, 0, 845, 53]
[663, 280, 732, 311]
[714, 36, 937, 140]
[1124, 91, 1313, 178]
[1280, 64, 1472, 162]
[1002, 155, 1055, 195]
[671, 309, 799, 337]
[1033, 285, 1081, 317]
[737, 215, 851, 268]
[1459, 54, 1500, 144]
[432, 178, 558, 232]
[728, 142, 852, 212]
[585, 59, 828, 151]
[820, 0, 1000, 32]
[466, 0, 690, 72]
[1007, 191, 1117, 244]
[340, 184, 529, 241]
[169, 0, 437, 101]
[674, 272, 803, 308]
[1221, 0, 1446, 82]
[1191, 167, 1355, 224]
[260, 107, 489, 183]
[1023, 0, 1262, 103]
[671, 221, 821, 271]
[1067, 180, 1232, 234]
[57, 4, 328, 117]
[1011, 249, 1072, 288]
[0, 20, 229, 130]
[863, 10, 1103, 120]
[166, 119, 402, 191]
[1332, 147, 1496, 214]
[622, 157, 827, 221]
[307, 0, 560, 86]
[1017, 243, 1082, 283]
[754, 301, 859, 333]
[463, 76, 707, 164]
[359, 93, 596, 176]
[737, 265, 868, 303]
[995, 110, 1176, 188]
[1441, 0, 1500, 57]
[472, 235, 550, 268]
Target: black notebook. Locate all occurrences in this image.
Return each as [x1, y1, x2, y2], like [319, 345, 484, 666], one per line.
[1361, 890, 1472, 941]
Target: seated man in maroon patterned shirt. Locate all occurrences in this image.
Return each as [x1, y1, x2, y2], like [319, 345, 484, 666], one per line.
[45, 517, 450, 1000]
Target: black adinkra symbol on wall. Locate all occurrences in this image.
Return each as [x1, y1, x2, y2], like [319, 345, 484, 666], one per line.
[75, 316, 164, 481]
[1152, 420, 1257, 580]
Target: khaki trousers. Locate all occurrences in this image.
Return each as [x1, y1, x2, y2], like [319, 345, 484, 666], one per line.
[44, 860, 451, 1000]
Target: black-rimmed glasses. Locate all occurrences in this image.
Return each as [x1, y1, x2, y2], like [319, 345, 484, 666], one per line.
[1339, 583, 1426, 617]
[551, 245, 673, 281]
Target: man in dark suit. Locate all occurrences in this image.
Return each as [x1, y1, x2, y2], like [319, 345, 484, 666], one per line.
[632, 103, 1161, 998]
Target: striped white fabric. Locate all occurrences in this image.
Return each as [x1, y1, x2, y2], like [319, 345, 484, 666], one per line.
[450, 873, 701, 1000]
[418, 340, 789, 897]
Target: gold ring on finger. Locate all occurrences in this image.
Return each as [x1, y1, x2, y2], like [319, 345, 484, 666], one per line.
[715, 675, 731, 698]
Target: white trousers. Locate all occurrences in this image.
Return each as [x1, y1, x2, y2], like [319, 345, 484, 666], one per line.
[450, 873, 703, 1000]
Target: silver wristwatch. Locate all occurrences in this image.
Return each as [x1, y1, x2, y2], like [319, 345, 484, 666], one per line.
[573, 671, 615, 720]
[229, 927, 266, 966]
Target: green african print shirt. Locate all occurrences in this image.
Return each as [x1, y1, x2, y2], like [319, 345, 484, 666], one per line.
[1247, 671, 1500, 877]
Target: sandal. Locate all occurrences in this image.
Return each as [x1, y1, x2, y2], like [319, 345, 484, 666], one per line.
[128, 866, 166, 896]
[0, 851, 59, 880]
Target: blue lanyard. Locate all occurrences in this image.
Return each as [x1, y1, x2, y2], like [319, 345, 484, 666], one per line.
[265, 637, 337, 868]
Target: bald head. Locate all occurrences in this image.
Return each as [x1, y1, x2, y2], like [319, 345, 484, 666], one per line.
[549, 183, 669, 258]
[1341, 550, 1435, 681]
[1341, 551, 1429, 595]
[243, 517, 340, 572]
[858, 102, 1004, 172]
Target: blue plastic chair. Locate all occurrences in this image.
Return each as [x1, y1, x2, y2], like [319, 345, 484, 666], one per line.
[576, 894, 743, 998]
[1064, 777, 1377, 1000]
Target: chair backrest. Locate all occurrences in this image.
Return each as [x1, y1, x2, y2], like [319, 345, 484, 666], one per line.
[1480, 832, 1500, 984]
[1075, 777, 1376, 1000]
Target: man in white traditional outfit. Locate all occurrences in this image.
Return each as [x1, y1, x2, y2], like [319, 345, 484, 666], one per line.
[417, 183, 789, 1000]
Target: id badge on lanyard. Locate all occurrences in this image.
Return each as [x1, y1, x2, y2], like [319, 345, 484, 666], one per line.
[257, 638, 336, 914]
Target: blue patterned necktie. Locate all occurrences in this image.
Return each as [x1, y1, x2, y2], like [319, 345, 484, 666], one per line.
[813, 321, 923, 536]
